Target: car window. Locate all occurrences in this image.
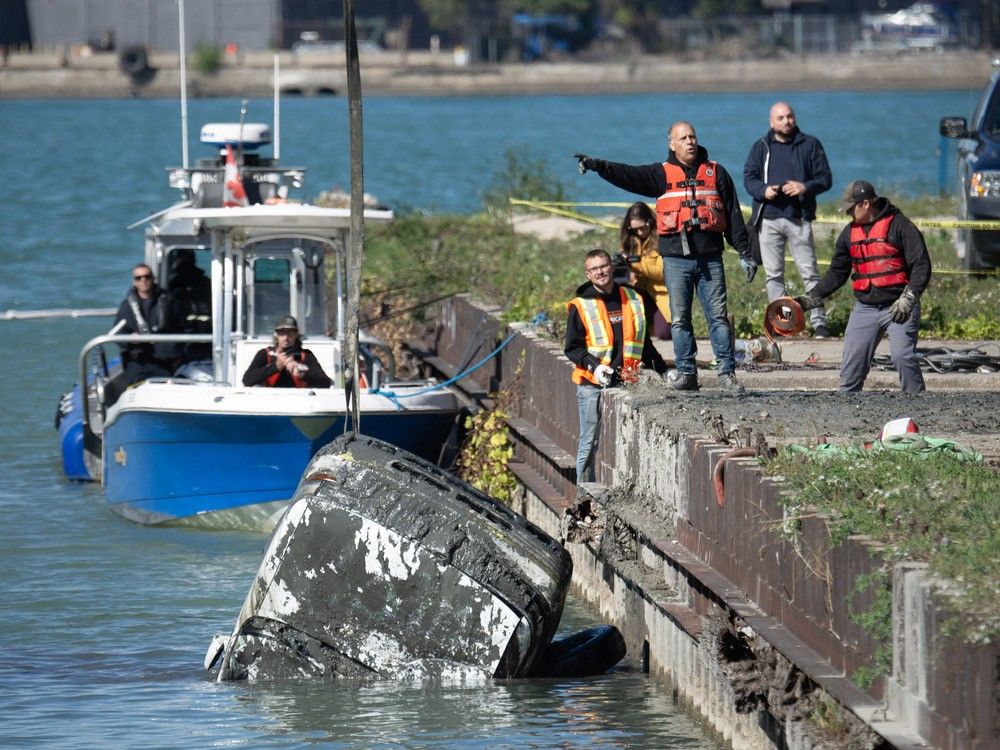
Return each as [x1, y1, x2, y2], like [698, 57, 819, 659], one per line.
[972, 73, 1000, 134]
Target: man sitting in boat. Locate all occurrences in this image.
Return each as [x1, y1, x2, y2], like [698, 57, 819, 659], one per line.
[115, 263, 181, 385]
[242, 316, 332, 389]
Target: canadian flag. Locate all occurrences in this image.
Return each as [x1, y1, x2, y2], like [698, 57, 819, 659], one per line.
[223, 144, 249, 207]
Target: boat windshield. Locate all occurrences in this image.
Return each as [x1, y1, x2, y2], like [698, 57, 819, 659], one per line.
[243, 245, 331, 338]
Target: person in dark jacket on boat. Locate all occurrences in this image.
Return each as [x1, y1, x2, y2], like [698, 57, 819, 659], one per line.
[565, 249, 667, 483]
[115, 263, 180, 384]
[242, 316, 332, 389]
[795, 181, 931, 393]
[574, 121, 757, 393]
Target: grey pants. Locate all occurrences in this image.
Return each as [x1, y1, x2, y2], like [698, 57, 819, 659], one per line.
[840, 300, 925, 393]
[759, 217, 827, 329]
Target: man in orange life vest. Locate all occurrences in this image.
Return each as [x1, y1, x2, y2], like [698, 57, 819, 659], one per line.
[242, 315, 332, 388]
[575, 121, 758, 392]
[565, 249, 667, 483]
[796, 181, 931, 392]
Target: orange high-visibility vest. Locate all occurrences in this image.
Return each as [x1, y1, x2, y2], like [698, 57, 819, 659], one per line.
[569, 286, 646, 386]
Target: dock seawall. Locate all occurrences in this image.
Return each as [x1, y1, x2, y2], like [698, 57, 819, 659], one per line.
[0, 49, 992, 98]
[421, 294, 1000, 749]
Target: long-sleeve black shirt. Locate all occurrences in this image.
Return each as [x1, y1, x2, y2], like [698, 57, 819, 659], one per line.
[813, 199, 931, 307]
[590, 146, 751, 259]
[242, 346, 333, 388]
[564, 282, 666, 386]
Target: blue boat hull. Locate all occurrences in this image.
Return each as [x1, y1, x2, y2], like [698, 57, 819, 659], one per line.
[102, 409, 458, 526]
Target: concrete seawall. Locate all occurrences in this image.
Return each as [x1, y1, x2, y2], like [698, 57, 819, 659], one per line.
[421, 293, 1000, 749]
[0, 49, 992, 98]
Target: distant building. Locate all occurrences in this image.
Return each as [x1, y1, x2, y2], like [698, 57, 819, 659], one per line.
[26, 0, 280, 51]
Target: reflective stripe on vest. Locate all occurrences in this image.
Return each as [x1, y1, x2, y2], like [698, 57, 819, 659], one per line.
[655, 161, 727, 236]
[264, 349, 308, 387]
[849, 215, 909, 291]
[569, 286, 646, 386]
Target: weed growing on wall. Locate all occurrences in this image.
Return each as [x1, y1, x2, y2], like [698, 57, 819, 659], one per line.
[767, 445, 1000, 684]
[455, 360, 524, 506]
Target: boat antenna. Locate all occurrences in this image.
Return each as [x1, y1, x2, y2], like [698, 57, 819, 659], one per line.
[343, 0, 364, 432]
[237, 98, 248, 165]
[178, 0, 189, 169]
[273, 52, 280, 161]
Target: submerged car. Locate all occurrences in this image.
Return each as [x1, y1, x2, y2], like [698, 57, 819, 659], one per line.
[206, 433, 626, 681]
[940, 64, 1000, 270]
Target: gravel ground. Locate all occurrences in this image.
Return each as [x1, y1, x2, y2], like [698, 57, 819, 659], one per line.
[625, 384, 1000, 459]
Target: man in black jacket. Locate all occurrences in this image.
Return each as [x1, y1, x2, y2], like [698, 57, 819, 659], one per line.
[115, 263, 179, 384]
[796, 181, 931, 392]
[575, 121, 757, 392]
[744, 101, 833, 337]
[242, 316, 332, 389]
[565, 250, 666, 482]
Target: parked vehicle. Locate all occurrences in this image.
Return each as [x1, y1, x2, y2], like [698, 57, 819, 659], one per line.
[940, 65, 1000, 270]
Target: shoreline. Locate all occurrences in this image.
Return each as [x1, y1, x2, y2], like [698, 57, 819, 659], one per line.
[0, 49, 991, 99]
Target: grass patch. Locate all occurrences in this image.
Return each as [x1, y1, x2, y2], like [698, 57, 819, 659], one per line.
[767, 446, 1000, 651]
[364, 210, 602, 330]
[362, 188, 998, 341]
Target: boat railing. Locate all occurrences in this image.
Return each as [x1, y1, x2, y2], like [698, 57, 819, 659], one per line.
[78, 332, 214, 442]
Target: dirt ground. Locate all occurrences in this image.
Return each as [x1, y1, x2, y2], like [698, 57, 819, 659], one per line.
[627, 383, 1000, 459]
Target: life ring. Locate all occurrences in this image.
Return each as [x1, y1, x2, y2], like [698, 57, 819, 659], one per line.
[532, 624, 627, 678]
[119, 46, 150, 77]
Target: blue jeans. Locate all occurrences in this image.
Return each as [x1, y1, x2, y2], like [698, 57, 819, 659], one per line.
[576, 384, 602, 483]
[662, 253, 735, 375]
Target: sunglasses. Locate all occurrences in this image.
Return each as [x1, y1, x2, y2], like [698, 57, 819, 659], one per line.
[133, 273, 153, 281]
[275, 328, 298, 335]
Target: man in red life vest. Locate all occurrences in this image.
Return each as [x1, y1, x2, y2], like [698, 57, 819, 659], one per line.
[796, 181, 931, 392]
[565, 249, 667, 483]
[242, 316, 332, 388]
[575, 121, 758, 393]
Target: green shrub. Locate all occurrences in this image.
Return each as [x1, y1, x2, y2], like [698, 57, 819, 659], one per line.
[481, 147, 570, 213]
[191, 42, 222, 75]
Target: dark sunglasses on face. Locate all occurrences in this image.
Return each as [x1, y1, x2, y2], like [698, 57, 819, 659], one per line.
[134, 274, 153, 281]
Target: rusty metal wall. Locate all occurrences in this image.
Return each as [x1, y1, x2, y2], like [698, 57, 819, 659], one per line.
[427, 295, 1000, 749]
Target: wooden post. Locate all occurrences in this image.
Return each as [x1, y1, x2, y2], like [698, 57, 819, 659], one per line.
[344, 0, 364, 432]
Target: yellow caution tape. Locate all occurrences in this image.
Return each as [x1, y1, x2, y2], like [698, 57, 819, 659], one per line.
[512, 199, 1000, 230]
[510, 199, 1000, 275]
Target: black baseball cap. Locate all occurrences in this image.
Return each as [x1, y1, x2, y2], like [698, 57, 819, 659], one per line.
[839, 180, 878, 213]
[274, 315, 298, 331]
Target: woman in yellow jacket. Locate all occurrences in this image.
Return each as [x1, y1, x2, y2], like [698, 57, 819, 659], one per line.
[619, 202, 671, 339]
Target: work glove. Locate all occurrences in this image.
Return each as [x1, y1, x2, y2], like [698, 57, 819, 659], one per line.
[739, 256, 758, 283]
[794, 291, 823, 311]
[593, 364, 614, 387]
[574, 153, 600, 174]
[888, 287, 918, 324]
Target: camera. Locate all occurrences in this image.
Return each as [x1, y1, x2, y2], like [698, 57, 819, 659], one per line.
[612, 253, 640, 285]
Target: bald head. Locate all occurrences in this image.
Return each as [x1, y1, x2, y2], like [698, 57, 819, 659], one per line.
[668, 121, 698, 167]
[769, 102, 797, 141]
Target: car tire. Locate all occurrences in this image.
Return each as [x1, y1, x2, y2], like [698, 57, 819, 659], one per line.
[964, 228, 1000, 272]
[531, 624, 627, 678]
